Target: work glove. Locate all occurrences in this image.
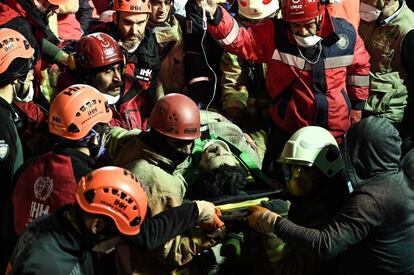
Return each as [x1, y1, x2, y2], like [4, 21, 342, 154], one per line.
[247, 206, 280, 233]
[195, 200, 225, 231]
[350, 109, 362, 125]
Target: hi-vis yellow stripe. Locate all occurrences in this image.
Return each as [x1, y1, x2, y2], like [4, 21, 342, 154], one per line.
[217, 197, 270, 211]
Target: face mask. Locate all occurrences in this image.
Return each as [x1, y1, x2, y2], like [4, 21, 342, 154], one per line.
[102, 93, 120, 105]
[360, 2, 381, 22]
[14, 81, 34, 103]
[91, 236, 120, 254]
[293, 34, 322, 48]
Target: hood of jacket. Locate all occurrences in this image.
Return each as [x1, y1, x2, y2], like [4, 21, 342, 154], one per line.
[345, 116, 401, 188]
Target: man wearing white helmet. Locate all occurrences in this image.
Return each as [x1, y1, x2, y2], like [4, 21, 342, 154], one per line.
[248, 117, 414, 274]
[253, 125, 351, 274]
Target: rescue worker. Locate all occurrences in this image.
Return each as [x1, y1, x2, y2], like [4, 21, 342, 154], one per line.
[0, 0, 74, 157]
[248, 116, 414, 274]
[220, 0, 279, 162]
[265, 126, 351, 274]
[10, 84, 112, 237]
[91, 0, 161, 130]
[1, 84, 111, 272]
[106, 93, 225, 273]
[6, 166, 223, 275]
[199, 0, 371, 174]
[0, 28, 35, 271]
[359, 0, 414, 139]
[148, 0, 187, 94]
[57, 32, 141, 129]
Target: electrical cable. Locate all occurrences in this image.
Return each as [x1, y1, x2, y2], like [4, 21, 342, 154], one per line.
[200, 2, 218, 112]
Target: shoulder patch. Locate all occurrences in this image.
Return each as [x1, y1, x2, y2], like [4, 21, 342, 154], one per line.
[0, 140, 9, 160]
[336, 34, 350, 50]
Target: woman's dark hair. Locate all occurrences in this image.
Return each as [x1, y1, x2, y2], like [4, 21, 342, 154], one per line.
[187, 164, 248, 200]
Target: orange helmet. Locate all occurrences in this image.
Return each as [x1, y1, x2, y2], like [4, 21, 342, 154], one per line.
[49, 84, 112, 140]
[0, 28, 34, 74]
[76, 32, 124, 70]
[149, 93, 201, 140]
[76, 166, 148, 235]
[113, 0, 151, 13]
[47, 0, 68, 5]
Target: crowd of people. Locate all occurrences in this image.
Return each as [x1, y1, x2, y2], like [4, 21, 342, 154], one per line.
[1, 0, 414, 274]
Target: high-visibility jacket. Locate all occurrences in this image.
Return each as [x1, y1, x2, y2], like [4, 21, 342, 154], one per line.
[207, 6, 370, 139]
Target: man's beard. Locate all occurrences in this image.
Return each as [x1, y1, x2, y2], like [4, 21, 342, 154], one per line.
[121, 35, 144, 52]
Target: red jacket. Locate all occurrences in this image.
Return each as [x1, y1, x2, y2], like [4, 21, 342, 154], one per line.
[208, 7, 370, 139]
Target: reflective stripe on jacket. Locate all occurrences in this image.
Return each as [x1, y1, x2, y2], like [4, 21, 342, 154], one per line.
[208, 7, 370, 139]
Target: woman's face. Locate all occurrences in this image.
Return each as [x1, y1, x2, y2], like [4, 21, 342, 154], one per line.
[200, 140, 239, 170]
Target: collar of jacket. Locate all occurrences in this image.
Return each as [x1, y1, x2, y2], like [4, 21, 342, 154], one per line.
[0, 97, 23, 128]
[52, 146, 96, 169]
[0, 96, 14, 113]
[140, 141, 177, 174]
[380, 0, 404, 25]
[52, 205, 89, 260]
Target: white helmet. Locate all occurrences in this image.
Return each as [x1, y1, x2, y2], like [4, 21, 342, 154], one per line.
[278, 126, 344, 177]
[237, 0, 279, 20]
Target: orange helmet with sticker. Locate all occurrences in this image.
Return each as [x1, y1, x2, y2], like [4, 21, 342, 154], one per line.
[49, 84, 112, 140]
[0, 28, 34, 74]
[113, 0, 152, 13]
[76, 166, 148, 235]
